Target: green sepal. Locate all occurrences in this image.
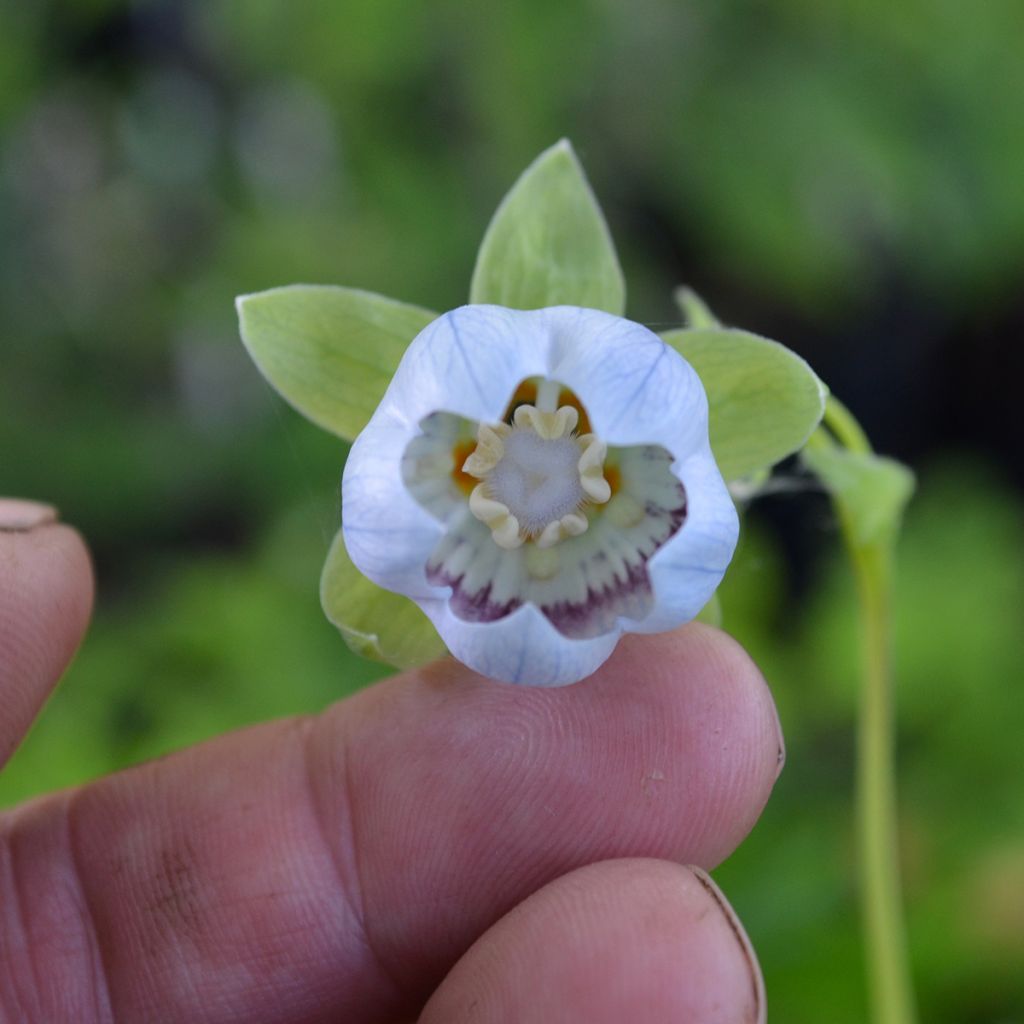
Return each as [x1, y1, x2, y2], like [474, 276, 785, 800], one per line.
[470, 139, 626, 315]
[320, 530, 447, 670]
[237, 285, 436, 441]
[662, 327, 828, 482]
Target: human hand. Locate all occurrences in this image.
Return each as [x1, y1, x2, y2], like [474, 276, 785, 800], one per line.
[0, 500, 783, 1023]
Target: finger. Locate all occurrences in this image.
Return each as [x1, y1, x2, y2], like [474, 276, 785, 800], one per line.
[421, 859, 764, 1024]
[0, 501, 94, 768]
[1, 624, 782, 1024]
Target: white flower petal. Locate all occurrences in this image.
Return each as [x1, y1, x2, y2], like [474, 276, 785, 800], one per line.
[636, 445, 740, 633]
[420, 597, 620, 687]
[380, 305, 550, 426]
[539, 306, 709, 458]
[377, 305, 709, 464]
[401, 411, 473, 525]
[342, 414, 445, 600]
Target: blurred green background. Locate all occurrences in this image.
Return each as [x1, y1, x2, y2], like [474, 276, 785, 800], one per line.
[1, 1, 1022, 1020]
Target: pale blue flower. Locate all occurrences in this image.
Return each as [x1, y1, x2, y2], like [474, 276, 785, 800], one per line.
[342, 305, 738, 686]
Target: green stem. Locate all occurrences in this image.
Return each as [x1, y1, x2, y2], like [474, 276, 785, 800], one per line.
[823, 394, 872, 455]
[845, 536, 917, 1024]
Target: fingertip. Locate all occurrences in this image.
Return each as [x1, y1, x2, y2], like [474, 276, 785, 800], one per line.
[603, 623, 785, 863]
[16, 522, 95, 637]
[682, 622, 785, 779]
[421, 858, 765, 1024]
[0, 522, 94, 764]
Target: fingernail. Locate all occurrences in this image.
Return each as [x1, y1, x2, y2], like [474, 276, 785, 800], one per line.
[0, 498, 59, 532]
[768, 687, 786, 780]
[688, 865, 766, 1024]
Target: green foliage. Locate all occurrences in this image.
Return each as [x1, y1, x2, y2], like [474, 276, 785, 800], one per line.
[237, 286, 436, 442]
[804, 445, 916, 550]
[321, 530, 446, 669]
[469, 139, 626, 314]
[663, 327, 828, 482]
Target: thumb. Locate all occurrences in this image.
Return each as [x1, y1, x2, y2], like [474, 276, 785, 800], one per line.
[0, 500, 94, 769]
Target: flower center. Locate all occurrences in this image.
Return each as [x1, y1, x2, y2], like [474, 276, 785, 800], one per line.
[461, 402, 611, 550]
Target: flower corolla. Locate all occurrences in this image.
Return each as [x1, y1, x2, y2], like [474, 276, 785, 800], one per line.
[342, 304, 738, 686]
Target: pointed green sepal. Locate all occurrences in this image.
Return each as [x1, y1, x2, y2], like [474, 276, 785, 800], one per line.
[662, 327, 827, 481]
[238, 285, 436, 441]
[470, 139, 626, 315]
[320, 530, 447, 670]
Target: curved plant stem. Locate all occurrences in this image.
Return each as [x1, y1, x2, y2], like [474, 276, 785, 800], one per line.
[823, 395, 872, 455]
[808, 401, 917, 1024]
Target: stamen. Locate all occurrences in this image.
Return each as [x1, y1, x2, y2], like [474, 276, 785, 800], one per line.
[535, 512, 589, 549]
[462, 423, 509, 478]
[512, 404, 578, 440]
[468, 483, 523, 549]
[577, 435, 612, 503]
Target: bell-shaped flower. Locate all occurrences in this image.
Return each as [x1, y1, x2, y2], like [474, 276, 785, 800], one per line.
[342, 303, 739, 686]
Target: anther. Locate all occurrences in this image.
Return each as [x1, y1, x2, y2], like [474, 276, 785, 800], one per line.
[469, 484, 523, 549]
[462, 423, 509, 478]
[513, 404, 579, 440]
[535, 512, 589, 549]
[577, 436, 611, 503]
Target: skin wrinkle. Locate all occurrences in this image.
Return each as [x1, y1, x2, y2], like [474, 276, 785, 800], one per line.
[341, 676, 556, 983]
[119, 720, 342, 1024]
[62, 795, 115, 1024]
[300, 714, 411, 1019]
[0, 828, 36, 1024]
[0, 795, 116, 1024]
[150, 838, 204, 943]
[457, 690, 559, 894]
[138, 814, 216, 1001]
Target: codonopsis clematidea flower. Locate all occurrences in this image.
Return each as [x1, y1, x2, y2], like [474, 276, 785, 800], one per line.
[342, 304, 739, 686]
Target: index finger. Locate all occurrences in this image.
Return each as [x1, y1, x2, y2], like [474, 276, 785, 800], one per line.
[1, 625, 782, 1023]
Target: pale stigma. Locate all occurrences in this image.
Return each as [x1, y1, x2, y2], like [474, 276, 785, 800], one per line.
[463, 402, 612, 550]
